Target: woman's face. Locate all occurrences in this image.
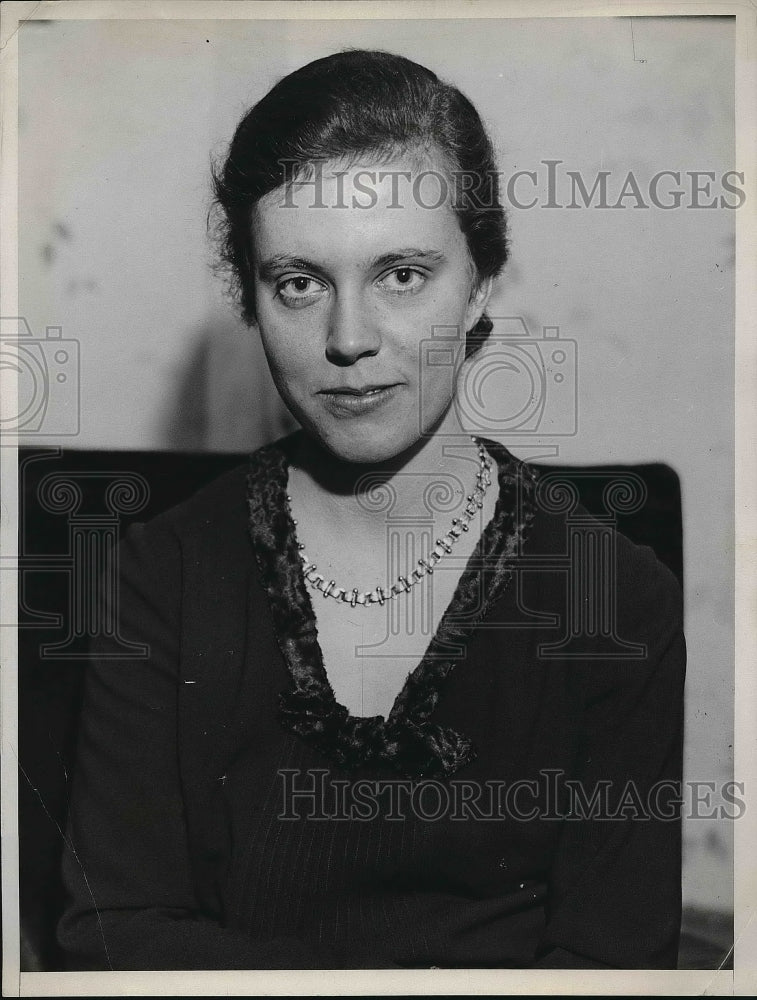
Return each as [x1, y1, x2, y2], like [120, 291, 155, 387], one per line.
[250, 154, 492, 464]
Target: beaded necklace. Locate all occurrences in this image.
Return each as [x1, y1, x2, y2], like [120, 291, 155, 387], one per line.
[288, 439, 493, 608]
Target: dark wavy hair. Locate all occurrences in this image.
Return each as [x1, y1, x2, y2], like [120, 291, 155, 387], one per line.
[211, 49, 508, 356]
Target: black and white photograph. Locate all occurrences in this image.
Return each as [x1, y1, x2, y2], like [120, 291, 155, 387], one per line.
[1, 1, 754, 994]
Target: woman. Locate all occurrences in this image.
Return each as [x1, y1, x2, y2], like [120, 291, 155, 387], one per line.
[58, 50, 686, 970]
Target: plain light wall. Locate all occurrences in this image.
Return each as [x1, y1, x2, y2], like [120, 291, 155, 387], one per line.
[19, 15, 735, 914]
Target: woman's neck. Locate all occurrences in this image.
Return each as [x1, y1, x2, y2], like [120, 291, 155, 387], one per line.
[288, 431, 485, 533]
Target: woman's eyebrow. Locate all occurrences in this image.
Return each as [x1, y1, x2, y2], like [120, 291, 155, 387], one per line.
[371, 248, 447, 269]
[257, 255, 322, 280]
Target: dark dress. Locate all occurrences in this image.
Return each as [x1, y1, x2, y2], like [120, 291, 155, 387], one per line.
[58, 434, 686, 970]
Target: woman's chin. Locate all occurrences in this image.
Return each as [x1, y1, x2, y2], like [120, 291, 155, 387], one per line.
[303, 422, 421, 467]
[328, 437, 414, 467]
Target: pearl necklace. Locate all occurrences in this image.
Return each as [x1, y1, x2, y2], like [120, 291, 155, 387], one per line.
[289, 440, 493, 608]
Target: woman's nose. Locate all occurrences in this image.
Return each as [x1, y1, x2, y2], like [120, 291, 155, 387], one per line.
[325, 293, 381, 365]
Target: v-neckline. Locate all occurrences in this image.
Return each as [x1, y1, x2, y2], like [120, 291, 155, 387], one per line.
[284, 437, 502, 724]
[246, 431, 538, 779]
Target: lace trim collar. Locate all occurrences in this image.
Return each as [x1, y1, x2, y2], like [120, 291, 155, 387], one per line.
[246, 433, 538, 780]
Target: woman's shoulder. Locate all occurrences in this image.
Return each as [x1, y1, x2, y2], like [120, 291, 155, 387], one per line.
[495, 449, 686, 710]
[115, 436, 294, 584]
[484, 439, 683, 641]
[133, 433, 295, 543]
[152, 462, 250, 536]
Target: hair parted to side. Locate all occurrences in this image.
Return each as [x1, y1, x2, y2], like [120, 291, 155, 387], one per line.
[210, 48, 509, 356]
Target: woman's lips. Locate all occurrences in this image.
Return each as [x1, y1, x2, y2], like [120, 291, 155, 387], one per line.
[318, 384, 400, 416]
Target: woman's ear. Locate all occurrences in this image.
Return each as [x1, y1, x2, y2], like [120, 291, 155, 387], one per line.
[465, 276, 494, 333]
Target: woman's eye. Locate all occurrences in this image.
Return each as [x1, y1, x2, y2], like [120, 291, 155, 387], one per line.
[379, 267, 426, 294]
[276, 275, 325, 307]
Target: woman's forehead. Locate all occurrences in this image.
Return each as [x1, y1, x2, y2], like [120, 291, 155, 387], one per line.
[252, 154, 466, 264]
[259, 146, 456, 211]
[284, 142, 452, 185]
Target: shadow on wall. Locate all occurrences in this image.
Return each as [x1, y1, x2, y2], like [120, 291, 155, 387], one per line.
[159, 315, 298, 453]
